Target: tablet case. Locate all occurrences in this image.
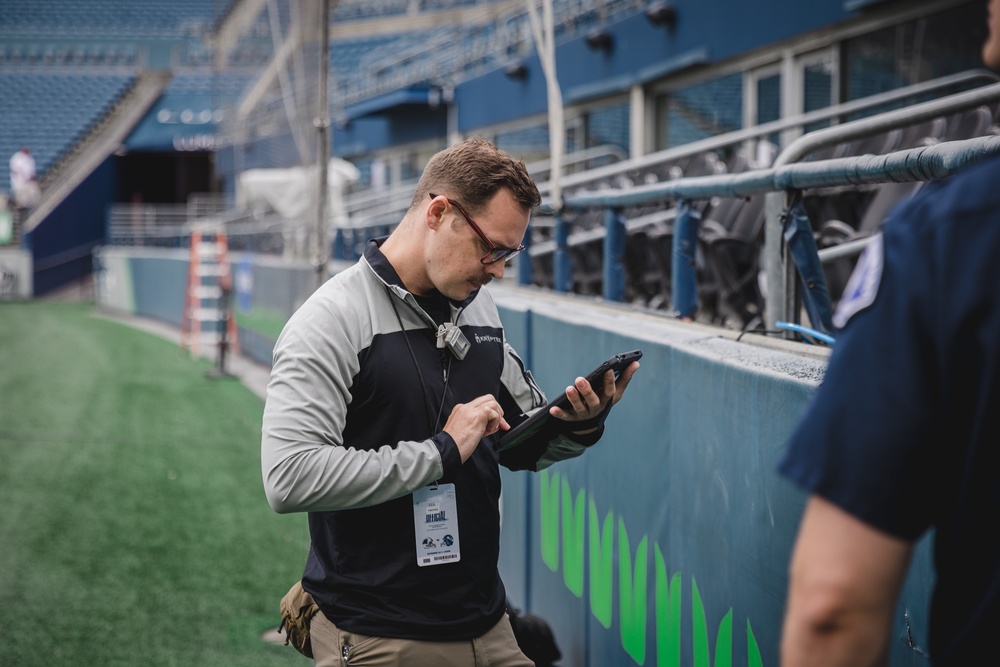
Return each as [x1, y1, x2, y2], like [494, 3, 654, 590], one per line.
[496, 349, 642, 452]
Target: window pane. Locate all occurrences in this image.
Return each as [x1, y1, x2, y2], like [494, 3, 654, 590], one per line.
[494, 124, 551, 163]
[803, 59, 834, 132]
[757, 72, 781, 144]
[843, 1, 987, 119]
[401, 154, 420, 182]
[757, 74, 781, 124]
[585, 101, 630, 158]
[657, 72, 743, 150]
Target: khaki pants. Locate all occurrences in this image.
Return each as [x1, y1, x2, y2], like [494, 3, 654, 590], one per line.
[310, 610, 534, 667]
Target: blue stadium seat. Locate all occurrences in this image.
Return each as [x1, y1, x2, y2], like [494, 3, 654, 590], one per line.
[0, 72, 136, 194]
[943, 105, 994, 140]
[0, 0, 228, 36]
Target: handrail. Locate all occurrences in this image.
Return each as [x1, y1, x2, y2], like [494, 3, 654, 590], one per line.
[529, 207, 676, 254]
[763, 78, 1000, 332]
[339, 70, 998, 227]
[332, 71, 1000, 335]
[774, 80, 1000, 168]
[557, 136, 1000, 207]
[537, 69, 1000, 202]
[31, 240, 101, 272]
[539, 135, 1000, 331]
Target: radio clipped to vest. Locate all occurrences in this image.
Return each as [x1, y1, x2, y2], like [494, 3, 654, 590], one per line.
[436, 322, 470, 360]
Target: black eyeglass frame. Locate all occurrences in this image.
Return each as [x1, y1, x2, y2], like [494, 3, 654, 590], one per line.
[428, 193, 525, 264]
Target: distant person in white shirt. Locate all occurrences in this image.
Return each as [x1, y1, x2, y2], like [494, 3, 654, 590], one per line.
[9, 146, 39, 209]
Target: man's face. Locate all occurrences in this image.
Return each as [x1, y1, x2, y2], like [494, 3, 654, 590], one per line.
[985, 0, 1000, 70]
[425, 189, 530, 301]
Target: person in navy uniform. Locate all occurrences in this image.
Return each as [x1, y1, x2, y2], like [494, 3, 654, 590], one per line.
[778, 3, 1000, 666]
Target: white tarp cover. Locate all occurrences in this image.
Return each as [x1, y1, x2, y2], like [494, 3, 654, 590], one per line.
[237, 157, 360, 226]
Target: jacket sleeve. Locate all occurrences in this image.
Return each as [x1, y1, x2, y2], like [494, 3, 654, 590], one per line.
[496, 341, 606, 472]
[260, 288, 459, 514]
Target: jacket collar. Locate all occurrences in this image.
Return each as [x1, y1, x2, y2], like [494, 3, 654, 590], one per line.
[362, 237, 480, 311]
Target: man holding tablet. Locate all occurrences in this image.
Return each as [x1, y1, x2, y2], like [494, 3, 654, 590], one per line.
[261, 137, 639, 666]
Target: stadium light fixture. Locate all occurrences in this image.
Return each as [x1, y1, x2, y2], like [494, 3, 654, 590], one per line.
[505, 61, 528, 79]
[585, 28, 614, 53]
[645, 1, 678, 30]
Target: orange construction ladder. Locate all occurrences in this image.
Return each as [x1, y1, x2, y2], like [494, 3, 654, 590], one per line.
[181, 227, 239, 360]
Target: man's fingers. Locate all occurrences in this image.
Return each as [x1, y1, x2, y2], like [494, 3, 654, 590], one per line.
[575, 374, 605, 408]
[612, 362, 640, 404]
[549, 362, 643, 419]
[602, 368, 616, 398]
[478, 398, 505, 433]
[564, 384, 583, 412]
[443, 395, 507, 462]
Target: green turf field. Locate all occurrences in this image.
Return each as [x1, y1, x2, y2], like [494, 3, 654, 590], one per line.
[0, 302, 310, 666]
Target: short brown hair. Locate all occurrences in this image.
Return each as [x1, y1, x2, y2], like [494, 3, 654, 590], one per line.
[410, 136, 541, 214]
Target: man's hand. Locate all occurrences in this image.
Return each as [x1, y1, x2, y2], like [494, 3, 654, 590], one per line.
[443, 394, 509, 462]
[549, 360, 640, 431]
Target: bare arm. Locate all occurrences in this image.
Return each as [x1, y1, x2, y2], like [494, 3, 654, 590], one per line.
[781, 495, 914, 667]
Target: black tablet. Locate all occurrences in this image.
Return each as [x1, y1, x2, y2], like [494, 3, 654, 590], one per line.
[496, 349, 642, 452]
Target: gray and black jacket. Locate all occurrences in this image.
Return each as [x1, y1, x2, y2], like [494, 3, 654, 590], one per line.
[261, 239, 604, 641]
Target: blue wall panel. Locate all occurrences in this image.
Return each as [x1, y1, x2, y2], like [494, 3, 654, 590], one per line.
[29, 158, 118, 295]
[495, 304, 822, 667]
[333, 108, 447, 159]
[498, 304, 535, 611]
[333, 116, 393, 158]
[130, 256, 187, 326]
[457, 0, 853, 132]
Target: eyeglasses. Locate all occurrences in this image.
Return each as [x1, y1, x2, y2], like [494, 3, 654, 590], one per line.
[429, 193, 525, 264]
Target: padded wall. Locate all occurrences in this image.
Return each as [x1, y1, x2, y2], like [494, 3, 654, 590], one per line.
[492, 292, 935, 667]
[494, 293, 822, 667]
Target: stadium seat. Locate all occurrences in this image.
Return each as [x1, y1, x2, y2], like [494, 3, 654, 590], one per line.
[943, 105, 993, 140]
[808, 116, 952, 302]
[0, 72, 136, 193]
[699, 194, 767, 329]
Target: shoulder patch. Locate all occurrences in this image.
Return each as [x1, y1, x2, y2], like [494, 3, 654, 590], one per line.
[833, 232, 884, 330]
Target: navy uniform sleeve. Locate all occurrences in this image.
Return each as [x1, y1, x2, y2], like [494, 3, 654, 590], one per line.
[778, 188, 943, 541]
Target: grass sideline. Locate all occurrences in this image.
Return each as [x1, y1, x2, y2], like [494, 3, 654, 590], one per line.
[0, 302, 309, 666]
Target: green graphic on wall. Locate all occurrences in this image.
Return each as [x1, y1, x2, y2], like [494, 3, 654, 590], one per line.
[539, 469, 764, 667]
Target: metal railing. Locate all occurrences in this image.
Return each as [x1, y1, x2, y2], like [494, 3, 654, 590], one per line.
[335, 71, 999, 240]
[105, 202, 296, 257]
[545, 135, 1000, 340]
[103, 73, 1000, 341]
[235, 69, 1000, 243]
[763, 79, 1000, 333]
[323, 74, 1000, 339]
[538, 70, 1000, 199]
[502, 74, 1000, 334]
[103, 137, 1000, 341]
